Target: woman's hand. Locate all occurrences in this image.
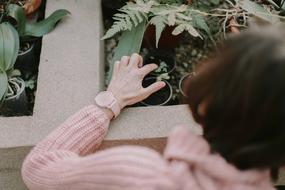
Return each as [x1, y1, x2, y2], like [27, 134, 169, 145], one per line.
[107, 53, 166, 109]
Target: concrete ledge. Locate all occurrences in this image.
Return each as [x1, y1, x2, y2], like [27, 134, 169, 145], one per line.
[29, 0, 105, 145]
[108, 105, 202, 140]
[0, 117, 32, 148]
[0, 0, 283, 189]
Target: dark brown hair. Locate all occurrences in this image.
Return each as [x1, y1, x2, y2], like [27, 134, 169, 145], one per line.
[186, 26, 285, 179]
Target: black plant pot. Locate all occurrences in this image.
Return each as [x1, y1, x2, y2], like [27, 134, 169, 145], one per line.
[101, 0, 128, 20]
[141, 77, 173, 106]
[0, 78, 28, 116]
[143, 50, 176, 76]
[15, 42, 38, 75]
[179, 72, 196, 97]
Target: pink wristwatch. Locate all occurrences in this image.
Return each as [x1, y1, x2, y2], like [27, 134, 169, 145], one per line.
[95, 91, 121, 118]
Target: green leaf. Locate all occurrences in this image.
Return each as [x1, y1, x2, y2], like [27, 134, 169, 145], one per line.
[0, 23, 20, 71]
[282, 0, 285, 10]
[0, 72, 8, 101]
[172, 23, 201, 38]
[172, 24, 186, 35]
[168, 13, 176, 26]
[8, 69, 21, 77]
[266, 0, 280, 9]
[108, 19, 147, 82]
[186, 24, 202, 38]
[191, 13, 210, 34]
[102, 9, 147, 40]
[238, 0, 276, 22]
[210, 0, 220, 5]
[21, 9, 70, 37]
[149, 15, 166, 48]
[7, 4, 26, 35]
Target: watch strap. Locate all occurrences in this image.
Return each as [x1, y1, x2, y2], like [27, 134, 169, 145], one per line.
[95, 91, 121, 119]
[109, 98, 120, 118]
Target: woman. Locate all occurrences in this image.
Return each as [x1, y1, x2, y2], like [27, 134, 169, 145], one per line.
[22, 27, 284, 190]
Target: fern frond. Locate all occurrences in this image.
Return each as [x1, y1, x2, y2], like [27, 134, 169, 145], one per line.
[168, 13, 176, 26]
[102, 9, 147, 40]
[172, 22, 202, 39]
[172, 24, 186, 35]
[149, 15, 167, 47]
[186, 24, 202, 38]
[128, 11, 139, 26]
[101, 20, 126, 40]
[191, 13, 210, 34]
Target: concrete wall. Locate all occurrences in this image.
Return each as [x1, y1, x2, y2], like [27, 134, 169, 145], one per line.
[0, 0, 283, 189]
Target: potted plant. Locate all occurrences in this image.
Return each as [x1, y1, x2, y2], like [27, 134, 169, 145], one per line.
[0, 3, 69, 116]
[6, 4, 70, 75]
[0, 22, 28, 116]
[102, 0, 211, 82]
[102, 0, 285, 106]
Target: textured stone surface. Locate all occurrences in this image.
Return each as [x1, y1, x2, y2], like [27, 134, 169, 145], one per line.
[0, 0, 283, 189]
[29, 0, 105, 144]
[0, 117, 32, 147]
[108, 105, 202, 140]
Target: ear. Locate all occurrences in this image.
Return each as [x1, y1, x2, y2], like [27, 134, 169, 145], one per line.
[198, 100, 207, 118]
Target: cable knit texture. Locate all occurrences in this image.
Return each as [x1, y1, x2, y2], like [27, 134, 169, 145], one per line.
[22, 105, 276, 190]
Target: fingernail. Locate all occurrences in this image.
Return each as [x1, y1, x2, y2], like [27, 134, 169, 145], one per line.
[122, 56, 129, 60]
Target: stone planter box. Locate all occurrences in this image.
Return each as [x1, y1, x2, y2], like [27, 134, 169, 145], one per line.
[0, 0, 283, 189]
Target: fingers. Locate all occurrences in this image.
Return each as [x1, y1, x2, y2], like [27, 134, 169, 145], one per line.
[143, 81, 166, 97]
[121, 56, 130, 67]
[129, 53, 143, 68]
[139, 64, 158, 76]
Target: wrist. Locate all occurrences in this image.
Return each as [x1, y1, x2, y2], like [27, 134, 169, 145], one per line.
[94, 104, 114, 120]
[94, 91, 121, 119]
[106, 88, 126, 109]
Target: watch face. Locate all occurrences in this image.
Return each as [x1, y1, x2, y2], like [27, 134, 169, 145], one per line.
[95, 91, 115, 107]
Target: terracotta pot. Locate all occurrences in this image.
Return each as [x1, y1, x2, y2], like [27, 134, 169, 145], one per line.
[141, 77, 173, 106]
[0, 78, 28, 116]
[23, 0, 42, 15]
[143, 25, 182, 49]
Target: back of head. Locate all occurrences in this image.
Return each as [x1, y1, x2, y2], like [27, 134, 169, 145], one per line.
[186, 26, 285, 178]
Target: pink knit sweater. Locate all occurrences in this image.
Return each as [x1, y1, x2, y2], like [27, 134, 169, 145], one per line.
[22, 105, 275, 190]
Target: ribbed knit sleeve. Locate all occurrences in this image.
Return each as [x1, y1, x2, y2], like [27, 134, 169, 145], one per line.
[21, 105, 178, 190]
